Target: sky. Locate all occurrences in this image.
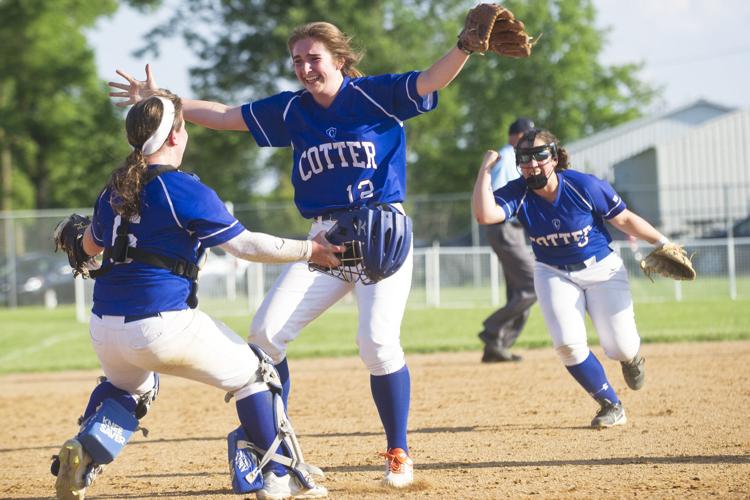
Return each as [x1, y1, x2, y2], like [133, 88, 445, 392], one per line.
[87, 0, 750, 113]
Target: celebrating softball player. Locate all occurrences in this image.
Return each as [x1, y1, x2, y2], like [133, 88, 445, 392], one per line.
[51, 90, 343, 499]
[472, 128, 671, 428]
[109, 4, 537, 486]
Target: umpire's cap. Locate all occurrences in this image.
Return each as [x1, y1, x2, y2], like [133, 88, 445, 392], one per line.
[509, 117, 535, 135]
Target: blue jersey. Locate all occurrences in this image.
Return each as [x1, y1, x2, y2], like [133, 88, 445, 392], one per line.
[494, 170, 626, 266]
[90, 166, 245, 315]
[241, 72, 438, 218]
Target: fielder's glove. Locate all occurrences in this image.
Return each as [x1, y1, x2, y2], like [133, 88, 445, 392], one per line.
[457, 3, 537, 57]
[640, 243, 697, 282]
[53, 214, 98, 278]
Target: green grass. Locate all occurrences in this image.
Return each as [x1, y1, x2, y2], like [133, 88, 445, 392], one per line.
[1, 297, 749, 374]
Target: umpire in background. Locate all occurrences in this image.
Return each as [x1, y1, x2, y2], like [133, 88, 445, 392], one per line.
[478, 117, 538, 362]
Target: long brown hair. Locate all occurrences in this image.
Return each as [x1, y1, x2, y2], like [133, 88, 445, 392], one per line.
[287, 22, 365, 78]
[107, 90, 183, 219]
[518, 129, 571, 172]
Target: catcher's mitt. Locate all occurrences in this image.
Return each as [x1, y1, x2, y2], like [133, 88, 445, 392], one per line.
[53, 214, 98, 278]
[640, 243, 696, 282]
[457, 3, 536, 57]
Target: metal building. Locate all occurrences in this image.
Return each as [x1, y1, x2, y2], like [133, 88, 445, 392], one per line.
[566, 100, 750, 237]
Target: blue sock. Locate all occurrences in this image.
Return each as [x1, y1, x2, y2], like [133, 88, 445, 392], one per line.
[566, 351, 619, 404]
[235, 391, 289, 476]
[275, 358, 291, 410]
[370, 365, 410, 453]
[82, 380, 137, 421]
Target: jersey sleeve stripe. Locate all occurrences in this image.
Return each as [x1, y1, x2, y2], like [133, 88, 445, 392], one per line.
[604, 200, 624, 218]
[197, 220, 239, 240]
[350, 83, 404, 128]
[156, 177, 185, 229]
[564, 179, 594, 211]
[282, 94, 301, 121]
[496, 195, 514, 219]
[404, 72, 434, 114]
[248, 102, 272, 146]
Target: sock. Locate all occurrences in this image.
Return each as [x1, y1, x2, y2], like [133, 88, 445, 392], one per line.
[275, 358, 291, 410]
[81, 380, 138, 421]
[565, 351, 619, 404]
[235, 391, 289, 476]
[370, 365, 410, 453]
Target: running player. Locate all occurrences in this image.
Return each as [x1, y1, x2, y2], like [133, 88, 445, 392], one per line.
[52, 91, 341, 499]
[109, 18, 478, 487]
[472, 128, 664, 428]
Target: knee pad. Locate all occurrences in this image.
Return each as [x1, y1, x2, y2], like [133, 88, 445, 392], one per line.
[77, 399, 139, 465]
[134, 373, 160, 420]
[225, 344, 283, 403]
[555, 344, 590, 366]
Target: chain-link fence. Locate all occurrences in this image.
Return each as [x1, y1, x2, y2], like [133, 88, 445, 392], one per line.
[2, 186, 749, 313]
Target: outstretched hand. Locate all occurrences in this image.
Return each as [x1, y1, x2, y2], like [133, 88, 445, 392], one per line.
[108, 64, 159, 107]
[309, 231, 345, 268]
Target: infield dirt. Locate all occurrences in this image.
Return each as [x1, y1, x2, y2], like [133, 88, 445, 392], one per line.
[1, 340, 749, 499]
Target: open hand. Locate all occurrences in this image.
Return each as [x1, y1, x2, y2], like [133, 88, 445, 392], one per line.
[108, 64, 159, 107]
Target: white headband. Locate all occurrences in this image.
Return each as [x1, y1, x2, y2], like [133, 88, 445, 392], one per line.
[140, 97, 175, 156]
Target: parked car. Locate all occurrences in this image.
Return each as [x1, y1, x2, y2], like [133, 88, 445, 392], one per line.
[701, 215, 750, 239]
[0, 252, 75, 307]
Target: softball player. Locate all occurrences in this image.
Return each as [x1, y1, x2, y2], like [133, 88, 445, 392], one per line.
[472, 128, 667, 428]
[110, 20, 474, 487]
[53, 91, 341, 500]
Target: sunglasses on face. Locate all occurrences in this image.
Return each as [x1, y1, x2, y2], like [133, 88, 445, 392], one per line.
[515, 144, 556, 165]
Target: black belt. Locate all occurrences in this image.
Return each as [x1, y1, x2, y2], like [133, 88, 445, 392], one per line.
[556, 261, 590, 272]
[93, 312, 161, 323]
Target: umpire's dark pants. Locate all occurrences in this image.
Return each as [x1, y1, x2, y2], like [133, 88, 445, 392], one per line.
[479, 221, 537, 350]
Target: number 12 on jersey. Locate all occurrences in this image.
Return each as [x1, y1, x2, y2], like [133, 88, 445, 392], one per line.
[347, 180, 374, 203]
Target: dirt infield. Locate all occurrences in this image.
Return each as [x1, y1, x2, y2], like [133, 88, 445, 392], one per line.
[1, 340, 749, 499]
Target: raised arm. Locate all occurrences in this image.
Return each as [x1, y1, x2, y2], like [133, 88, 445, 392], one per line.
[416, 47, 470, 96]
[109, 64, 247, 131]
[472, 150, 507, 224]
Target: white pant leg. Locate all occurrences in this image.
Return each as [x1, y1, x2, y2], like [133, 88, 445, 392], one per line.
[354, 243, 413, 375]
[250, 219, 352, 363]
[533, 263, 590, 365]
[89, 319, 155, 397]
[91, 309, 259, 394]
[576, 253, 641, 361]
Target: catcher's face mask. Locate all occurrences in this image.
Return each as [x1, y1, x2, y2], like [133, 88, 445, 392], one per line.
[516, 144, 557, 190]
[515, 143, 557, 165]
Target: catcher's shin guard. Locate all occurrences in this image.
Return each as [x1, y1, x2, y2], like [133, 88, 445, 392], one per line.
[226, 344, 324, 494]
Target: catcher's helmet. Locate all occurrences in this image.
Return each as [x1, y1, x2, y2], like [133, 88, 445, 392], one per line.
[310, 206, 412, 285]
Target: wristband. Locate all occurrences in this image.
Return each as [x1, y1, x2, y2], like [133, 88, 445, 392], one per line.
[456, 39, 473, 55]
[655, 235, 669, 248]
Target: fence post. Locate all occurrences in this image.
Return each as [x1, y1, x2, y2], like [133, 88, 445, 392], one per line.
[426, 241, 441, 307]
[74, 277, 87, 323]
[4, 214, 17, 308]
[247, 262, 265, 311]
[727, 228, 737, 300]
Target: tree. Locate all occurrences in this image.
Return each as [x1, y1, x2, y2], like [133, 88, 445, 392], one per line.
[0, 0, 160, 210]
[143, 0, 656, 199]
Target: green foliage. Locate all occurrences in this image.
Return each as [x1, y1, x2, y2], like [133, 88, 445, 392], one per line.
[0, 0, 127, 209]
[1, 298, 748, 374]
[140, 0, 658, 203]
